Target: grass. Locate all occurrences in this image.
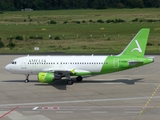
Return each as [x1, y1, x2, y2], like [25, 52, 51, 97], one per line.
[0, 9, 160, 54]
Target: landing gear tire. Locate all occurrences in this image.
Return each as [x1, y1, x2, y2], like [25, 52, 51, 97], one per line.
[67, 80, 74, 85]
[76, 76, 83, 82]
[24, 79, 29, 83]
[24, 74, 29, 83]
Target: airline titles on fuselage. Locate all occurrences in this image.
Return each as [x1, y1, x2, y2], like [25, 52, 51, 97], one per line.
[29, 59, 47, 63]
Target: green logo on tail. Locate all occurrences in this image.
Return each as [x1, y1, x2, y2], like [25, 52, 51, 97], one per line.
[119, 28, 150, 57]
[131, 40, 142, 53]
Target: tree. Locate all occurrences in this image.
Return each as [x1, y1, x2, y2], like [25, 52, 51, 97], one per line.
[155, 0, 160, 7]
[143, 0, 153, 7]
[128, 0, 144, 8]
[0, 0, 160, 11]
[93, 0, 107, 9]
[108, 0, 120, 7]
[76, 0, 88, 9]
[0, 0, 16, 11]
[117, 3, 125, 8]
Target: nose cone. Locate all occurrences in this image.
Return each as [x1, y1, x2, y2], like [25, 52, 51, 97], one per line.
[5, 64, 10, 72]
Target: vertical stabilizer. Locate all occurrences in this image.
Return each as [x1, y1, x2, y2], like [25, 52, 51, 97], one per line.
[118, 28, 150, 57]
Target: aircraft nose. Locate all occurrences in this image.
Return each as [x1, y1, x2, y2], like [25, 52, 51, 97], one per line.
[5, 64, 10, 71]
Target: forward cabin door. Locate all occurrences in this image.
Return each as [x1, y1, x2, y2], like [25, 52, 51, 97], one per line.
[21, 58, 27, 69]
[113, 58, 119, 68]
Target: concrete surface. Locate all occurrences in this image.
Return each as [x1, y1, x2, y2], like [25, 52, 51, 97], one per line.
[0, 55, 160, 120]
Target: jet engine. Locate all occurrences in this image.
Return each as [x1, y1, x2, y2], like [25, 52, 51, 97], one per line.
[38, 72, 56, 83]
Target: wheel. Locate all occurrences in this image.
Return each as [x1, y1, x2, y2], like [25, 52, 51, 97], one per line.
[24, 79, 29, 83]
[76, 76, 83, 82]
[67, 80, 74, 85]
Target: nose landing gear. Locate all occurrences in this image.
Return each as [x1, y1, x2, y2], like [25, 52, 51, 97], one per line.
[24, 74, 29, 83]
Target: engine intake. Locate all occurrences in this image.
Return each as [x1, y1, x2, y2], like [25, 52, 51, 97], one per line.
[38, 72, 55, 83]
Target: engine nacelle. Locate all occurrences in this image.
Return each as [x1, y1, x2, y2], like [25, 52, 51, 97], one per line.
[38, 72, 55, 83]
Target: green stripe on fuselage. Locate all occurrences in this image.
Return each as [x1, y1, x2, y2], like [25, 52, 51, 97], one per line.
[101, 55, 153, 74]
[70, 55, 153, 77]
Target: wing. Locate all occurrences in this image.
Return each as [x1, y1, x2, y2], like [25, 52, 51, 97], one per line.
[41, 68, 91, 76]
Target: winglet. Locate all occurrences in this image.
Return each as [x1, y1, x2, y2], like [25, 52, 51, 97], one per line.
[71, 69, 75, 74]
[118, 28, 150, 57]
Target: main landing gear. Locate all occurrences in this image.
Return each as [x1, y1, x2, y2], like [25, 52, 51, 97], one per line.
[24, 74, 29, 83]
[66, 74, 74, 85]
[66, 76, 83, 85]
[76, 76, 83, 82]
[67, 80, 74, 85]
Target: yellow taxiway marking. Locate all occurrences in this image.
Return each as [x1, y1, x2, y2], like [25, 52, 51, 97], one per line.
[135, 84, 160, 120]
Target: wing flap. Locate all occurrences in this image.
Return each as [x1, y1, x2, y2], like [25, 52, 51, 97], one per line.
[42, 68, 90, 75]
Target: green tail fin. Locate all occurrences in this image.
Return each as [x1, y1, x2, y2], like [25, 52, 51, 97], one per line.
[119, 28, 150, 57]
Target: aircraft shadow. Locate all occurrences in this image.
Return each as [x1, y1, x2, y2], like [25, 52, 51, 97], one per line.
[1, 79, 67, 90]
[1, 78, 143, 90]
[35, 78, 143, 90]
[34, 80, 67, 90]
[78, 78, 143, 85]
[1, 80, 38, 83]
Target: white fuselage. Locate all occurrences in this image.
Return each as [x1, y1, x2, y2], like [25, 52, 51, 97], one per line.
[5, 55, 108, 75]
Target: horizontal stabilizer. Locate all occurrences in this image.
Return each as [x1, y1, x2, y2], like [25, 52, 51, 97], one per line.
[145, 56, 155, 59]
[129, 60, 143, 66]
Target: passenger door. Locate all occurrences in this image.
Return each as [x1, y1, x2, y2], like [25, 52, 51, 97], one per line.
[21, 58, 27, 69]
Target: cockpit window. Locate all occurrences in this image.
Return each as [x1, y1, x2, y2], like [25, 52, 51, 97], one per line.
[11, 61, 17, 64]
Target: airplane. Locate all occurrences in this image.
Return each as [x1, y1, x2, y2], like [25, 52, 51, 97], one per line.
[5, 28, 153, 85]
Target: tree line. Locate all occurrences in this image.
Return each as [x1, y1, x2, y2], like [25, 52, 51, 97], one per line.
[0, 0, 160, 11]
